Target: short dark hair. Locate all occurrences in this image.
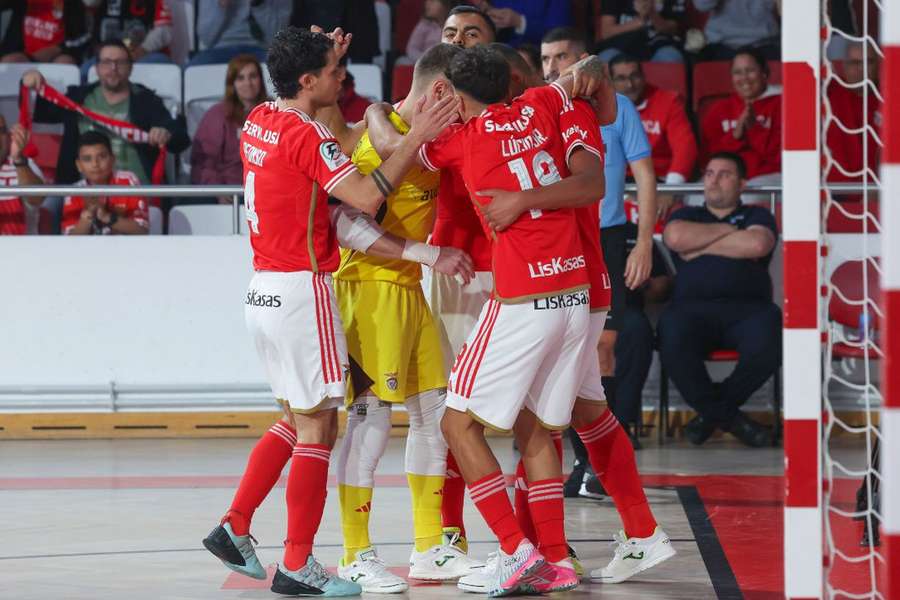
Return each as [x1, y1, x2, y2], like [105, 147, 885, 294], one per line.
[97, 39, 132, 61]
[414, 43, 463, 82]
[446, 46, 509, 105]
[77, 130, 112, 153]
[488, 42, 534, 78]
[608, 53, 642, 73]
[517, 43, 541, 73]
[541, 27, 586, 53]
[447, 5, 497, 39]
[707, 151, 747, 179]
[733, 46, 769, 76]
[266, 27, 334, 99]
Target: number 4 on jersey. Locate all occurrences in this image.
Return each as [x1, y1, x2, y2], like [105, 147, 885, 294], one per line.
[245, 170, 260, 234]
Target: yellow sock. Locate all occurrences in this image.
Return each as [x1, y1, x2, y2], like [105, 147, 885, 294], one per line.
[408, 473, 445, 552]
[338, 484, 373, 564]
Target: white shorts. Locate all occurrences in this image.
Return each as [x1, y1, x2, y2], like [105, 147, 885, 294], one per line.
[424, 269, 494, 372]
[446, 290, 591, 432]
[245, 271, 348, 413]
[577, 311, 608, 402]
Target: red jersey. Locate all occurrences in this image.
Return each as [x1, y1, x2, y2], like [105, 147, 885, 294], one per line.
[634, 85, 697, 181]
[24, 0, 64, 56]
[559, 99, 611, 311]
[825, 81, 882, 183]
[700, 92, 781, 179]
[430, 170, 493, 271]
[62, 170, 148, 234]
[420, 83, 589, 302]
[0, 157, 43, 235]
[242, 102, 358, 273]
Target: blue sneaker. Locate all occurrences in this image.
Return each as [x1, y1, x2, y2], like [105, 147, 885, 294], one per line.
[271, 555, 362, 597]
[202, 522, 266, 580]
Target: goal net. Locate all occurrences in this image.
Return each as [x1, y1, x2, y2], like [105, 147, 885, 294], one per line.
[783, 0, 897, 598]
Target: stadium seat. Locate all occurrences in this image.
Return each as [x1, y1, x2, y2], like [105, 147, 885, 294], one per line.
[828, 258, 881, 359]
[642, 62, 687, 99]
[657, 349, 781, 445]
[88, 63, 183, 118]
[0, 63, 80, 131]
[168, 205, 238, 235]
[391, 64, 414, 102]
[692, 60, 782, 118]
[149, 205, 164, 235]
[348, 63, 384, 102]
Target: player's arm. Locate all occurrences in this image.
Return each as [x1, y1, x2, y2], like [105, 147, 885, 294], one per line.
[330, 204, 475, 283]
[364, 102, 405, 159]
[478, 148, 604, 231]
[556, 56, 617, 125]
[329, 94, 459, 216]
[316, 104, 367, 154]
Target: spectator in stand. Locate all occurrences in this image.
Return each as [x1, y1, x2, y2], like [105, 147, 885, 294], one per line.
[23, 40, 190, 186]
[692, 0, 781, 61]
[659, 152, 780, 448]
[191, 54, 268, 204]
[825, 42, 882, 183]
[700, 48, 781, 185]
[516, 42, 541, 74]
[0, 0, 90, 64]
[470, 0, 570, 46]
[0, 115, 46, 235]
[80, 0, 175, 79]
[610, 53, 697, 184]
[597, 0, 687, 64]
[63, 130, 148, 235]
[405, 0, 456, 62]
[441, 5, 497, 47]
[191, 0, 290, 66]
[613, 220, 673, 445]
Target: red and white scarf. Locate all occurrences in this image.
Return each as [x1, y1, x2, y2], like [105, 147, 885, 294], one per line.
[19, 82, 167, 184]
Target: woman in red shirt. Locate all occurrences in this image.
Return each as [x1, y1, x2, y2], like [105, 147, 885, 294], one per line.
[700, 48, 782, 182]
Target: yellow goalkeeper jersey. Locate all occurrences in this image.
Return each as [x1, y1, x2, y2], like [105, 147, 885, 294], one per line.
[335, 111, 440, 287]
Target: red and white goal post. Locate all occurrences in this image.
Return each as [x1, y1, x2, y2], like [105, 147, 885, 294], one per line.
[782, 0, 898, 598]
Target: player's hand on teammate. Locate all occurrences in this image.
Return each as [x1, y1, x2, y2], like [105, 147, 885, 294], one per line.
[624, 238, 652, 289]
[408, 94, 460, 145]
[311, 25, 353, 60]
[477, 188, 525, 232]
[433, 247, 475, 285]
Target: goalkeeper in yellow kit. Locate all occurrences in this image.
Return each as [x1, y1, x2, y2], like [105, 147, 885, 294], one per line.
[324, 43, 483, 593]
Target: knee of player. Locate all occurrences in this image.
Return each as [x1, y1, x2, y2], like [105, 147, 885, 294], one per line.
[572, 398, 608, 428]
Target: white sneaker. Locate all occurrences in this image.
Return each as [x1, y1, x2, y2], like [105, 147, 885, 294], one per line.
[408, 531, 484, 580]
[590, 527, 677, 584]
[457, 551, 497, 594]
[337, 548, 408, 594]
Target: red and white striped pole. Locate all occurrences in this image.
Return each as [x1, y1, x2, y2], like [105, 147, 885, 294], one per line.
[880, 1, 899, 596]
[781, 2, 823, 599]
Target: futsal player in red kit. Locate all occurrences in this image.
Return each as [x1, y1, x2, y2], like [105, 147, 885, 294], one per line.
[201, 26, 457, 597]
[417, 46, 610, 596]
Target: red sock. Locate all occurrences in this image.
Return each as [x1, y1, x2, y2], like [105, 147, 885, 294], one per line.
[551, 430, 563, 468]
[226, 421, 296, 535]
[284, 443, 331, 570]
[442, 451, 467, 538]
[468, 471, 524, 554]
[575, 410, 656, 538]
[528, 478, 567, 562]
[513, 459, 537, 541]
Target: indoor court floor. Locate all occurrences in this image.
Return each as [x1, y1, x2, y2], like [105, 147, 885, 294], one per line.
[0, 434, 871, 599]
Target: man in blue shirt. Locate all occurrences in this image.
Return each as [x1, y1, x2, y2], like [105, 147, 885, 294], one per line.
[541, 26, 658, 493]
[478, 0, 572, 46]
[660, 152, 780, 447]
